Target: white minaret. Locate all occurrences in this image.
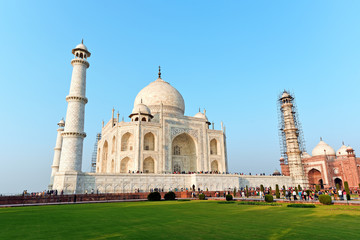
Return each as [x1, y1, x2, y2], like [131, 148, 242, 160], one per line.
[48, 119, 65, 189]
[280, 91, 308, 187]
[58, 41, 91, 173]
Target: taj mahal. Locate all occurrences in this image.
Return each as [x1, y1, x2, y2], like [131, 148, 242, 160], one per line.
[48, 41, 359, 194]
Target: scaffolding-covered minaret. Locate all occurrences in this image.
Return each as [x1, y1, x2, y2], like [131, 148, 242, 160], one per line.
[91, 133, 101, 173]
[278, 91, 308, 187]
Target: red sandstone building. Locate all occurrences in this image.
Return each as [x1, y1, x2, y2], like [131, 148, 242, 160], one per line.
[280, 139, 360, 188]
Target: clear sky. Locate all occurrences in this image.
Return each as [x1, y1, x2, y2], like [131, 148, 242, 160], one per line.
[1, 1, 359, 194]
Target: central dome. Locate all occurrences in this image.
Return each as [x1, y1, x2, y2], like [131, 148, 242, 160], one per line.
[134, 78, 185, 115]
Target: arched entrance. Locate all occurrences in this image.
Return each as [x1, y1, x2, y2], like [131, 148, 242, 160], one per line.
[308, 169, 322, 187]
[334, 178, 343, 189]
[143, 157, 155, 173]
[211, 160, 219, 172]
[120, 157, 132, 173]
[171, 133, 197, 173]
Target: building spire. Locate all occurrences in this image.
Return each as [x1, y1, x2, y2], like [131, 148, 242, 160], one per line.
[81, 38, 84, 44]
[158, 66, 161, 79]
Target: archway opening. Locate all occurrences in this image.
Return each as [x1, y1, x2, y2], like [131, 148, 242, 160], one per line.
[121, 132, 134, 151]
[210, 139, 218, 155]
[120, 157, 132, 173]
[308, 168, 322, 187]
[334, 178, 343, 189]
[171, 133, 197, 173]
[143, 157, 155, 173]
[101, 141, 108, 173]
[211, 160, 219, 172]
[144, 132, 155, 151]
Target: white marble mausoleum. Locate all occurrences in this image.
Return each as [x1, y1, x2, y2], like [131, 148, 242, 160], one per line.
[49, 41, 294, 194]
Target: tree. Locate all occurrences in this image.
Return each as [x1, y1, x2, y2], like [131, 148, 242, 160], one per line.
[260, 184, 264, 193]
[295, 187, 298, 195]
[298, 185, 302, 191]
[344, 181, 351, 200]
[233, 187, 237, 197]
[275, 184, 280, 199]
[336, 183, 340, 191]
[282, 185, 286, 196]
[246, 186, 249, 198]
[315, 185, 320, 192]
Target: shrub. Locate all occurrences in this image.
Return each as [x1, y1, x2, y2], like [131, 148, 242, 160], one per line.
[344, 181, 351, 200]
[295, 187, 298, 195]
[226, 194, 233, 201]
[336, 183, 340, 191]
[260, 185, 264, 193]
[306, 190, 312, 196]
[287, 204, 316, 208]
[246, 186, 249, 197]
[238, 202, 281, 206]
[298, 185, 302, 191]
[315, 185, 320, 192]
[233, 187, 237, 197]
[177, 199, 190, 202]
[147, 192, 161, 201]
[164, 191, 176, 200]
[275, 184, 280, 199]
[198, 193, 206, 200]
[264, 194, 274, 203]
[319, 195, 332, 205]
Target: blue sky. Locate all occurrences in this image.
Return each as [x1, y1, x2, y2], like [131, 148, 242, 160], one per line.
[0, 1, 359, 194]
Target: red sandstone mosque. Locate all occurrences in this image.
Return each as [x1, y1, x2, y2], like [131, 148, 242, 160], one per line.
[279, 91, 360, 189]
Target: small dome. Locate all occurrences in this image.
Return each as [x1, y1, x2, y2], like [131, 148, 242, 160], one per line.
[194, 111, 208, 121]
[75, 43, 88, 51]
[72, 41, 91, 57]
[312, 140, 336, 156]
[131, 103, 151, 115]
[281, 91, 290, 98]
[336, 144, 348, 157]
[273, 169, 281, 176]
[346, 146, 353, 151]
[58, 119, 65, 127]
[301, 152, 312, 159]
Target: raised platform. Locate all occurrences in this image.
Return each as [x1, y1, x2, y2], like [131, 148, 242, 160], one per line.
[53, 172, 294, 194]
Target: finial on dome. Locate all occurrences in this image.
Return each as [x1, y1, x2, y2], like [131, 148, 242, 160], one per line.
[82, 38, 84, 44]
[199, 107, 200, 112]
[320, 137, 322, 141]
[158, 66, 161, 79]
[342, 141, 344, 145]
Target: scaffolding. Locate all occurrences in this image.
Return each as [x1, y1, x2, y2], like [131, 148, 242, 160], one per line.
[277, 91, 306, 164]
[90, 133, 101, 173]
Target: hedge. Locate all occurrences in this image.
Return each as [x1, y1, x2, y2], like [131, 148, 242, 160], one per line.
[198, 193, 206, 200]
[287, 204, 316, 208]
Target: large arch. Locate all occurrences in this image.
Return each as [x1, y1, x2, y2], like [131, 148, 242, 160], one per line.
[121, 132, 134, 151]
[308, 168, 322, 186]
[171, 133, 197, 173]
[210, 139, 218, 155]
[144, 132, 155, 151]
[101, 141, 108, 173]
[120, 157, 132, 173]
[143, 157, 155, 173]
[211, 160, 219, 172]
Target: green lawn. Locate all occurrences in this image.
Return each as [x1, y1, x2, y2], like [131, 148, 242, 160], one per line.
[1, 201, 360, 239]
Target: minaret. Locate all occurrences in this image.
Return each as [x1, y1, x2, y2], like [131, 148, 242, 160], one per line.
[280, 91, 308, 187]
[58, 41, 91, 173]
[48, 119, 65, 189]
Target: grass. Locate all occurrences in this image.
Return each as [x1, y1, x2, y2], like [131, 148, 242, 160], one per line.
[1, 201, 360, 239]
